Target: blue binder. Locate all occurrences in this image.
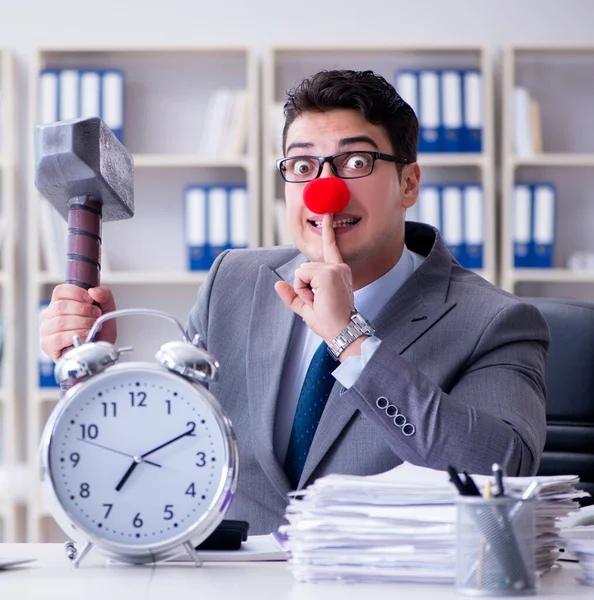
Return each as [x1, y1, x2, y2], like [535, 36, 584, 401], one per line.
[417, 185, 442, 232]
[101, 70, 125, 143]
[228, 185, 249, 250]
[462, 185, 484, 270]
[531, 183, 556, 268]
[38, 302, 58, 388]
[39, 70, 59, 124]
[79, 70, 102, 120]
[184, 186, 210, 271]
[441, 185, 464, 262]
[513, 184, 532, 268]
[207, 186, 231, 264]
[440, 70, 463, 153]
[462, 70, 482, 152]
[418, 70, 441, 153]
[58, 69, 79, 122]
[395, 69, 419, 117]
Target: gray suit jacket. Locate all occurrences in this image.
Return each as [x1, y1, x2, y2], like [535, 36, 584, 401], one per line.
[187, 223, 549, 534]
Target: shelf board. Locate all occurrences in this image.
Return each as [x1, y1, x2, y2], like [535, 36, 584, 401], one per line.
[38, 46, 251, 57]
[36, 389, 61, 403]
[508, 269, 594, 283]
[418, 153, 486, 168]
[37, 270, 210, 286]
[272, 44, 486, 54]
[511, 154, 594, 168]
[133, 154, 251, 169]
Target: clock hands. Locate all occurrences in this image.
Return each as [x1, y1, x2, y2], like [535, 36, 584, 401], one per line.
[139, 427, 195, 460]
[115, 426, 195, 492]
[76, 438, 162, 468]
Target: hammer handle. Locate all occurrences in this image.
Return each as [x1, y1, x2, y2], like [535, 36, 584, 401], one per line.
[66, 198, 102, 290]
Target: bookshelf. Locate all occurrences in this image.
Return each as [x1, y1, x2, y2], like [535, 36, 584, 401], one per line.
[501, 44, 594, 297]
[0, 49, 21, 542]
[262, 45, 496, 283]
[25, 46, 259, 541]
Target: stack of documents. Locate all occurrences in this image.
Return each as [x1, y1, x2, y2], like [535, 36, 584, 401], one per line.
[280, 464, 588, 583]
[560, 525, 594, 587]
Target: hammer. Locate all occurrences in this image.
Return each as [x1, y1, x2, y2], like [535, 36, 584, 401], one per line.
[34, 116, 134, 291]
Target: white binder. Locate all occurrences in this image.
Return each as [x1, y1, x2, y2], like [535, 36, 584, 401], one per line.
[229, 186, 249, 249]
[58, 69, 79, 121]
[80, 70, 101, 119]
[39, 70, 59, 124]
[513, 184, 532, 267]
[418, 186, 441, 230]
[441, 185, 463, 260]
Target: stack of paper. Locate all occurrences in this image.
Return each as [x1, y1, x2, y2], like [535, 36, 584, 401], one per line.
[560, 525, 594, 587]
[280, 464, 588, 583]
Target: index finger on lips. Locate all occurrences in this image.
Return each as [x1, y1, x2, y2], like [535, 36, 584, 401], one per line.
[321, 213, 344, 265]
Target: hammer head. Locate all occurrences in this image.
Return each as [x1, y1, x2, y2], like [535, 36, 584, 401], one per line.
[34, 116, 134, 222]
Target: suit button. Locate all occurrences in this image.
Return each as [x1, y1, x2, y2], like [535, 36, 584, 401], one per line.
[394, 414, 406, 427]
[376, 396, 389, 409]
[386, 405, 398, 417]
[402, 423, 415, 437]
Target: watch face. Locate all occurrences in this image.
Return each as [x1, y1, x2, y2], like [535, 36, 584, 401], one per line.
[42, 363, 236, 554]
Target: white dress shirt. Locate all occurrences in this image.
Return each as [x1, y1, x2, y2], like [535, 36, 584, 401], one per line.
[273, 246, 425, 463]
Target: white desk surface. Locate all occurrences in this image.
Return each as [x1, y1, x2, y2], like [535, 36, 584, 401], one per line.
[0, 544, 590, 599]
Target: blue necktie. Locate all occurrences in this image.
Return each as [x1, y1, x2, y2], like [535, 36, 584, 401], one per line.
[284, 341, 337, 489]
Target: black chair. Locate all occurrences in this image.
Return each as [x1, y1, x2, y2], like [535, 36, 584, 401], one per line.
[527, 298, 594, 505]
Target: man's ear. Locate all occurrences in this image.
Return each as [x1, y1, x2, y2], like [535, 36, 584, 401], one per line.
[400, 162, 421, 209]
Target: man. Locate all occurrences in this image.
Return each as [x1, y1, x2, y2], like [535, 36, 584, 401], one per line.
[40, 69, 549, 534]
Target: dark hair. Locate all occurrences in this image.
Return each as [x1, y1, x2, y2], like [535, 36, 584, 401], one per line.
[282, 69, 419, 177]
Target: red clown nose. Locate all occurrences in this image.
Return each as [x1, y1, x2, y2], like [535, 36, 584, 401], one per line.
[303, 177, 350, 214]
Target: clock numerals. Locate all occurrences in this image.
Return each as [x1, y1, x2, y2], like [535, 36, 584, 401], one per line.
[101, 402, 117, 418]
[163, 505, 174, 520]
[133, 513, 144, 528]
[69, 452, 80, 467]
[79, 483, 91, 498]
[195, 452, 206, 467]
[80, 424, 99, 440]
[165, 400, 172, 415]
[103, 504, 113, 519]
[129, 391, 147, 407]
[186, 421, 196, 436]
[185, 483, 196, 497]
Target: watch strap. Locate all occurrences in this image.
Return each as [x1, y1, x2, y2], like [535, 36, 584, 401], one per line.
[327, 311, 375, 360]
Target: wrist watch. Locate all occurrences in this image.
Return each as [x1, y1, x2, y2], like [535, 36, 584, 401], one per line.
[327, 311, 376, 360]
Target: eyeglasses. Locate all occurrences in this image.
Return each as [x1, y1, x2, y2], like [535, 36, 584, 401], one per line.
[276, 151, 410, 183]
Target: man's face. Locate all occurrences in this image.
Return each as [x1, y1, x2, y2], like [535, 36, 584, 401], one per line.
[284, 109, 420, 286]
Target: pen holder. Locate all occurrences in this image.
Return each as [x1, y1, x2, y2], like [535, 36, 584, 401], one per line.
[455, 496, 536, 596]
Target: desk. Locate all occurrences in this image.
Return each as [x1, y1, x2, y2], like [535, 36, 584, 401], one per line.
[0, 544, 589, 599]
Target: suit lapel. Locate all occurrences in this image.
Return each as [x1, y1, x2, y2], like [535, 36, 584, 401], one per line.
[245, 254, 305, 500]
[298, 227, 457, 487]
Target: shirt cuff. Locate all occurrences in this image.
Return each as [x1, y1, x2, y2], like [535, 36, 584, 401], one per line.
[331, 336, 382, 390]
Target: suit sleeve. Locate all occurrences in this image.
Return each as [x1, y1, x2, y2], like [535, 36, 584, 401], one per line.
[343, 301, 549, 476]
[186, 249, 232, 348]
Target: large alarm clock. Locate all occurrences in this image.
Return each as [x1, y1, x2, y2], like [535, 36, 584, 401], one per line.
[39, 308, 239, 567]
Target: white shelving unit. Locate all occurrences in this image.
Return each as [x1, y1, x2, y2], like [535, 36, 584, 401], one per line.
[0, 49, 21, 542]
[501, 44, 594, 297]
[262, 45, 496, 284]
[25, 46, 259, 542]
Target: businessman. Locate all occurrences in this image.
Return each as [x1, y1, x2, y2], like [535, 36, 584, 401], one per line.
[40, 69, 550, 534]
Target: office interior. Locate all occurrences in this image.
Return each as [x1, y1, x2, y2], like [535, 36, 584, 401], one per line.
[0, 1, 593, 594]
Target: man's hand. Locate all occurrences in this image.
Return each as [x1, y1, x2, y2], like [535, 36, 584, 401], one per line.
[275, 214, 354, 346]
[40, 284, 117, 362]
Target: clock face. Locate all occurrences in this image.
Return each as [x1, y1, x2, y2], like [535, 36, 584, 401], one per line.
[44, 364, 234, 549]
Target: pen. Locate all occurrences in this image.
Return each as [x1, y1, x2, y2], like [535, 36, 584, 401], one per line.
[448, 465, 468, 495]
[492, 463, 505, 497]
[463, 471, 481, 497]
